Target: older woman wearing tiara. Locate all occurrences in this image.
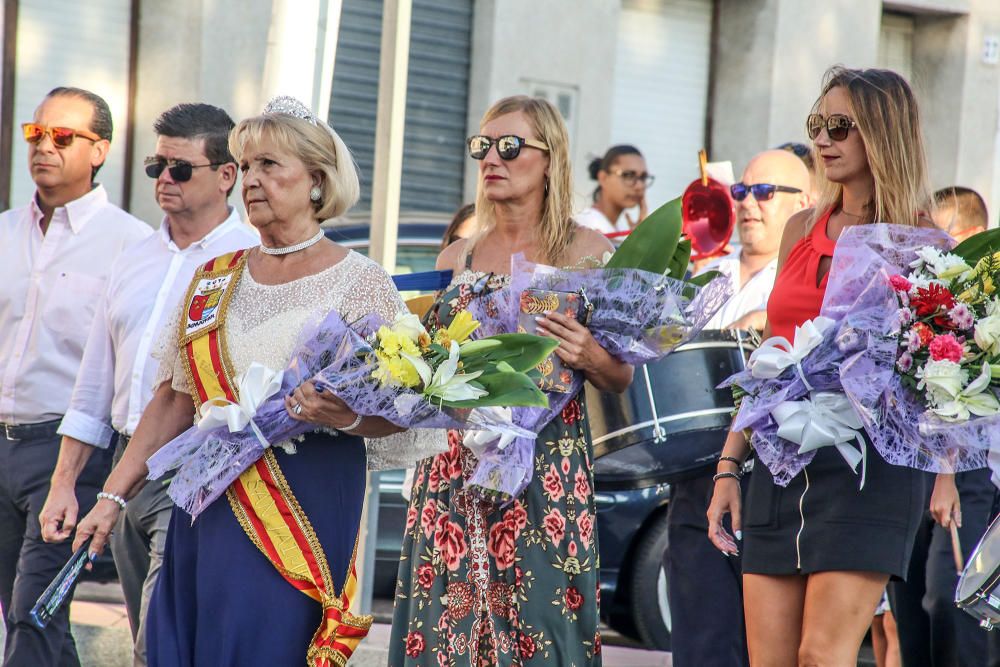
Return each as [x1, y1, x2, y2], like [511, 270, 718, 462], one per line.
[74, 97, 408, 666]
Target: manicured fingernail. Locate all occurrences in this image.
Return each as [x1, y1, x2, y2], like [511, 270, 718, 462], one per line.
[89, 552, 98, 562]
[721, 551, 730, 558]
[534, 316, 545, 323]
[315, 384, 324, 393]
[735, 530, 743, 540]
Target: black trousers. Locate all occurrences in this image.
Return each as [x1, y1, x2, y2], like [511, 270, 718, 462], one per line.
[0, 422, 112, 667]
[889, 468, 1000, 667]
[664, 470, 749, 667]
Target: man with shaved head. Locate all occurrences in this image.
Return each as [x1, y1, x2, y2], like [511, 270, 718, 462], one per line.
[664, 149, 811, 666]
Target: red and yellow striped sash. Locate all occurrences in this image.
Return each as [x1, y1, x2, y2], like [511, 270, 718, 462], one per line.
[179, 250, 372, 666]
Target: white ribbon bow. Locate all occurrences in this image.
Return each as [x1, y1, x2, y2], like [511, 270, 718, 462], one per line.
[196, 362, 285, 448]
[748, 316, 836, 390]
[771, 391, 867, 488]
[462, 407, 517, 457]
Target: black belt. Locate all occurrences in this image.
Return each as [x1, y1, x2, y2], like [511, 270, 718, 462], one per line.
[1, 419, 61, 441]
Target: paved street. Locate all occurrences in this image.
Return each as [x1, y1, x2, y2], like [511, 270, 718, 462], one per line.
[1, 582, 673, 667]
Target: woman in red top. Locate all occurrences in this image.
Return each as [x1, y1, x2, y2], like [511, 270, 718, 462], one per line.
[707, 66, 936, 666]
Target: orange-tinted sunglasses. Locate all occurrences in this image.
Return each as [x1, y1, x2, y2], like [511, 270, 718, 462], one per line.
[22, 123, 101, 148]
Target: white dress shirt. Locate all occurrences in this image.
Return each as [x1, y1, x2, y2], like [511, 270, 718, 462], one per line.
[58, 209, 258, 446]
[0, 185, 151, 424]
[699, 251, 778, 330]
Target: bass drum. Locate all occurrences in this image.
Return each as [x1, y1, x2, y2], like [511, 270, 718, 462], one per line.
[586, 329, 755, 490]
[957, 513, 1000, 630]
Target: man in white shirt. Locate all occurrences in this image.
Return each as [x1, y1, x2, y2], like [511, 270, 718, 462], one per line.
[39, 103, 257, 666]
[0, 87, 151, 667]
[664, 149, 811, 667]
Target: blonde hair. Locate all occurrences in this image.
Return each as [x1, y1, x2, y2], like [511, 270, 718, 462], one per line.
[810, 66, 933, 228]
[468, 96, 575, 265]
[229, 113, 360, 220]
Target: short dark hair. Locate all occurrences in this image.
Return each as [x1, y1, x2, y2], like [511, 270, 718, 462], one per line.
[934, 186, 988, 233]
[154, 103, 236, 195]
[588, 144, 643, 203]
[45, 87, 113, 178]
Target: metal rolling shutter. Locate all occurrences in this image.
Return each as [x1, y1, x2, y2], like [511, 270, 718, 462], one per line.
[9, 0, 132, 207]
[328, 0, 473, 213]
[610, 0, 713, 209]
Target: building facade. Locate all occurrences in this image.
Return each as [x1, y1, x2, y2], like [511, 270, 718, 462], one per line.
[2, 0, 999, 224]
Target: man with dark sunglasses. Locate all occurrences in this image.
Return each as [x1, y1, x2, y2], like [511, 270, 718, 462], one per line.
[39, 103, 256, 667]
[664, 149, 811, 667]
[0, 87, 151, 667]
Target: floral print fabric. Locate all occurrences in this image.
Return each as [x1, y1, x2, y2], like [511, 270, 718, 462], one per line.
[389, 272, 602, 666]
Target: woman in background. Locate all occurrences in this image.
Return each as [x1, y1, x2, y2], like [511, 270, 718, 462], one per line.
[575, 144, 653, 236]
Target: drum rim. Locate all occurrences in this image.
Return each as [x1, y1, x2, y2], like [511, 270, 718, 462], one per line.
[956, 513, 1000, 606]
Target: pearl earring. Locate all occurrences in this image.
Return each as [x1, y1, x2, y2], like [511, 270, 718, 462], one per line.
[309, 186, 322, 202]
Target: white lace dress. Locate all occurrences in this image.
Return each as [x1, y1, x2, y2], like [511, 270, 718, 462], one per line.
[152, 250, 446, 468]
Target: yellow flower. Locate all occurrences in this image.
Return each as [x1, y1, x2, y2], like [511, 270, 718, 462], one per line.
[377, 326, 402, 356]
[372, 351, 422, 388]
[447, 310, 480, 344]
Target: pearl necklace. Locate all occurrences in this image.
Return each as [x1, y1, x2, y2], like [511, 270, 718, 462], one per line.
[259, 229, 325, 256]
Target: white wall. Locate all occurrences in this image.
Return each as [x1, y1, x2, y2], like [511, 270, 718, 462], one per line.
[9, 0, 131, 209]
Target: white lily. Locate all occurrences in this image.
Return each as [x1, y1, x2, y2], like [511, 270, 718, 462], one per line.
[402, 341, 487, 403]
[931, 362, 1000, 421]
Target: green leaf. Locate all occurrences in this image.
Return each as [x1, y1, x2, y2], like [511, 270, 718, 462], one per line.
[605, 197, 682, 273]
[687, 269, 721, 287]
[466, 334, 559, 372]
[667, 237, 692, 282]
[953, 227, 1000, 265]
[441, 371, 549, 408]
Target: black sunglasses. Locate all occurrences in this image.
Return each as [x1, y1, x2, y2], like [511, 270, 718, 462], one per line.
[144, 156, 226, 182]
[730, 183, 802, 202]
[467, 134, 549, 160]
[806, 113, 857, 142]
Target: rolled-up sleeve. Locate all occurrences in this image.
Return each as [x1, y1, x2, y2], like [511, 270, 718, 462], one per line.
[57, 291, 116, 448]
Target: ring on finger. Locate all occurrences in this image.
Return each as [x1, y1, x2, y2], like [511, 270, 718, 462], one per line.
[293, 403, 303, 415]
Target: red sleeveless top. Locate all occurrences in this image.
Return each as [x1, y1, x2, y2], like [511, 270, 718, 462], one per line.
[766, 208, 836, 341]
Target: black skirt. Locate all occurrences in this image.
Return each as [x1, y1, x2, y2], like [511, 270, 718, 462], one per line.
[741, 442, 931, 579]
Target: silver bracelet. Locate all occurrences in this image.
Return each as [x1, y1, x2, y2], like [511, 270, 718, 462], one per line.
[339, 413, 363, 432]
[97, 491, 127, 510]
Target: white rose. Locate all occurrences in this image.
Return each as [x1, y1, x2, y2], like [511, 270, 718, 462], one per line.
[975, 314, 1000, 357]
[915, 359, 968, 404]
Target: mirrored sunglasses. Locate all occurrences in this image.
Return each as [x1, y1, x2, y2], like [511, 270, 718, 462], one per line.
[22, 123, 101, 149]
[806, 113, 857, 142]
[467, 134, 549, 160]
[730, 182, 802, 202]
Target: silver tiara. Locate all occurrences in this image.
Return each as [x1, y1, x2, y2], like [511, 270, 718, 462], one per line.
[262, 95, 319, 126]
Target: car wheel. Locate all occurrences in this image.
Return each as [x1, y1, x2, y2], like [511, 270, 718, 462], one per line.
[628, 517, 672, 650]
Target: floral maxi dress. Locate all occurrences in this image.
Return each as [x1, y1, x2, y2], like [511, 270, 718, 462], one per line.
[389, 270, 602, 666]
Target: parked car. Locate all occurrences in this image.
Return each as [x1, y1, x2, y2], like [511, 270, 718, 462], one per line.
[325, 217, 751, 651]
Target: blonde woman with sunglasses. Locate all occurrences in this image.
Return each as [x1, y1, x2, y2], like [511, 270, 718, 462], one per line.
[389, 96, 632, 666]
[707, 66, 937, 666]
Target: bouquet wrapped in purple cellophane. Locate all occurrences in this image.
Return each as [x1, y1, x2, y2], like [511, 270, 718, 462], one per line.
[725, 223, 990, 487]
[461, 254, 733, 502]
[147, 309, 536, 519]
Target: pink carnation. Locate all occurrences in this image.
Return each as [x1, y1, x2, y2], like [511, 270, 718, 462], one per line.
[889, 275, 912, 292]
[928, 333, 964, 363]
